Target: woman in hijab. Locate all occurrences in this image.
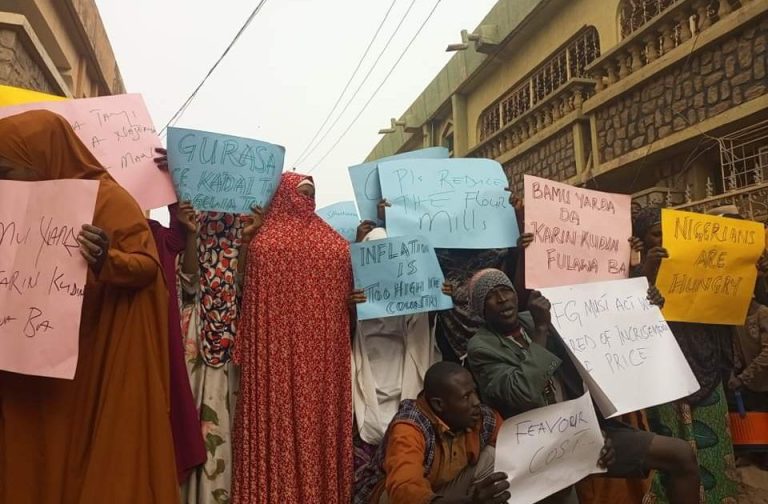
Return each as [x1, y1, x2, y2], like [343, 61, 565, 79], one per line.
[632, 206, 738, 504]
[0, 110, 179, 502]
[233, 172, 353, 503]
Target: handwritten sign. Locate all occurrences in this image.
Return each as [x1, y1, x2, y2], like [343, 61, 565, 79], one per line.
[495, 391, 605, 504]
[166, 127, 285, 214]
[524, 175, 632, 289]
[351, 235, 453, 320]
[0, 94, 175, 210]
[349, 147, 449, 222]
[656, 209, 765, 325]
[0, 84, 65, 106]
[541, 277, 699, 418]
[316, 201, 360, 242]
[378, 159, 519, 249]
[0, 179, 99, 379]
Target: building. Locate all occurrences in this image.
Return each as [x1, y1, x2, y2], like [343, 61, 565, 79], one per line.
[366, 0, 768, 221]
[0, 0, 123, 98]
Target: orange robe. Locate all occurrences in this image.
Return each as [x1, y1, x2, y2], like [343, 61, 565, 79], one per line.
[0, 110, 179, 503]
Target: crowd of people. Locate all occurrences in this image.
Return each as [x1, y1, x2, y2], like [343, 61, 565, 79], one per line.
[0, 110, 766, 504]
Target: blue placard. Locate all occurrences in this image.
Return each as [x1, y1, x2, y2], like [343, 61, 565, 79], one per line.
[378, 158, 520, 249]
[316, 201, 360, 242]
[351, 235, 453, 320]
[349, 147, 449, 222]
[167, 126, 285, 213]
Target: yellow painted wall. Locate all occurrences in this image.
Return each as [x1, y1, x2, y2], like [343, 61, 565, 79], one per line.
[465, 0, 622, 148]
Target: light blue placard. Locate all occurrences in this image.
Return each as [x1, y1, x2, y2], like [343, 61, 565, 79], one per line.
[167, 126, 285, 213]
[349, 147, 449, 222]
[316, 201, 360, 242]
[351, 235, 453, 320]
[378, 158, 520, 249]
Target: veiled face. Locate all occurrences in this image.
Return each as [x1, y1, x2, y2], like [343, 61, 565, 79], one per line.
[0, 157, 38, 181]
[296, 182, 315, 199]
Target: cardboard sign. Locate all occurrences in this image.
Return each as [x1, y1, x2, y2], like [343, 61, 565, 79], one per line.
[541, 277, 700, 418]
[656, 209, 765, 325]
[351, 235, 453, 320]
[0, 84, 65, 106]
[349, 147, 449, 222]
[495, 392, 605, 504]
[379, 159, 519, 249]
[0, 94, 175, 210]
[0, 179, 99, 379]
[316, 201, 360, 242]
[166, 127, 285, 214]
[524, 175, 632, 289]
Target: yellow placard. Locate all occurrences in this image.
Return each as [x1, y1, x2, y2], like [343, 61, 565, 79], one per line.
[657, 209, 765, 325]
[0, 84, 65, 107]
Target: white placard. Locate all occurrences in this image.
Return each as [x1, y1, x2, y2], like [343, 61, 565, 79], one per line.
[540, 277, 700, 417]
[495, 392, 605, 504]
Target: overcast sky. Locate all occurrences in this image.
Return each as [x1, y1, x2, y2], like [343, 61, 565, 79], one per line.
[94, 0, 498, 213]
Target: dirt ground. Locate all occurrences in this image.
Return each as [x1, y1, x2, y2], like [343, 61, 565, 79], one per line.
[738, 465, 768, 504]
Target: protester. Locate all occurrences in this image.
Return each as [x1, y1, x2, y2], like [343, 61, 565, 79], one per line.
[632, 206, 742, 503]
[466, 268, 701, 504]
[730, 295, 768, 406]
[233, 172, 353, 503]
[0, 110, 179, 502]
[355, 361, 512, 504]
[148, 148, 206, 482]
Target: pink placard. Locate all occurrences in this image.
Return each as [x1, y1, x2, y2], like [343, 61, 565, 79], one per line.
[0, 179, 99, 379]
[524, 175, 632, 289]
[0, 94, 176, 210]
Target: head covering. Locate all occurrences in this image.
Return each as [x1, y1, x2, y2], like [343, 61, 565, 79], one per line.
[234, 171, 353, 502]
[468, 268, 515, 318]
[706, 204, 741, 217]
[632, 206, 662, 239]
[363, 227, 387, 242]
[0, 110, 180, 500]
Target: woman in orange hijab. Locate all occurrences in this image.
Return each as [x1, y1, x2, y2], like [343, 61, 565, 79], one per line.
[0, 110, 179, 503]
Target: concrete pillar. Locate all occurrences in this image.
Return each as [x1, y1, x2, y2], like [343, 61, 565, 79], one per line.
[452, 93, 469, 157]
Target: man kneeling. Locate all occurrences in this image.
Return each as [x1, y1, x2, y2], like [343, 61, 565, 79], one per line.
[466, 268, 701, 504]
[355, 362, 510, 504]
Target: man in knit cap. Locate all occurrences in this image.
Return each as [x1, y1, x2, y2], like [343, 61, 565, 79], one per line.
[466, 268, 701, 504]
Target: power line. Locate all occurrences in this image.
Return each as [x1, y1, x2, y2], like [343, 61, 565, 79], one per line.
[307, 0, 443, 172]
[293, 0, 418, 169]
[289, 0, 398, 168]
[160, 0, 270, 136]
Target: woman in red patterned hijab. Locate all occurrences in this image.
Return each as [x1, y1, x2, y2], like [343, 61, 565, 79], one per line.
[233, 172, 353, 503]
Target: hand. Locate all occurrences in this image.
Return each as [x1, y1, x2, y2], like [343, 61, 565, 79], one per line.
[469, 472, 510, 504]
[757, 251, 768, 277]
[356, 220, 377, 243]
[348, 289, 367, 305]
[377, 199, 391, 224]
[646, 285, 665, 308]
[528, 290, 552, 327]
[441, 282, 454, 299]
[78, 224, 110, 273]
[642, 246, 669, 278]
[242, 205, 265, 243]
[597, 434, 616, 469]
[176, 201, 197, 233]
[517, 232, 534, 249]
[153, 147, 168, 171]
[629, 237, 643, 267]
[504, 187, 523, 210]
[728, 372, 743, 391]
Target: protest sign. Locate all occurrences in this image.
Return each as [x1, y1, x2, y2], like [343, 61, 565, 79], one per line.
[524, 175, 632, 289]
[349, 147, 449, 222]
[0, 94, 175, 210]
[656, 209, 765, 325]
[350, 235, 453, 320]
[166, 127, 285, 214]
[0, 179, 99, 379]
[316, 201, 360, 242]
[0, 84, 65, 106]
[541, 277, 699, 418]
[378, 159, 519, 249]
[495, 391, 605, 504]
